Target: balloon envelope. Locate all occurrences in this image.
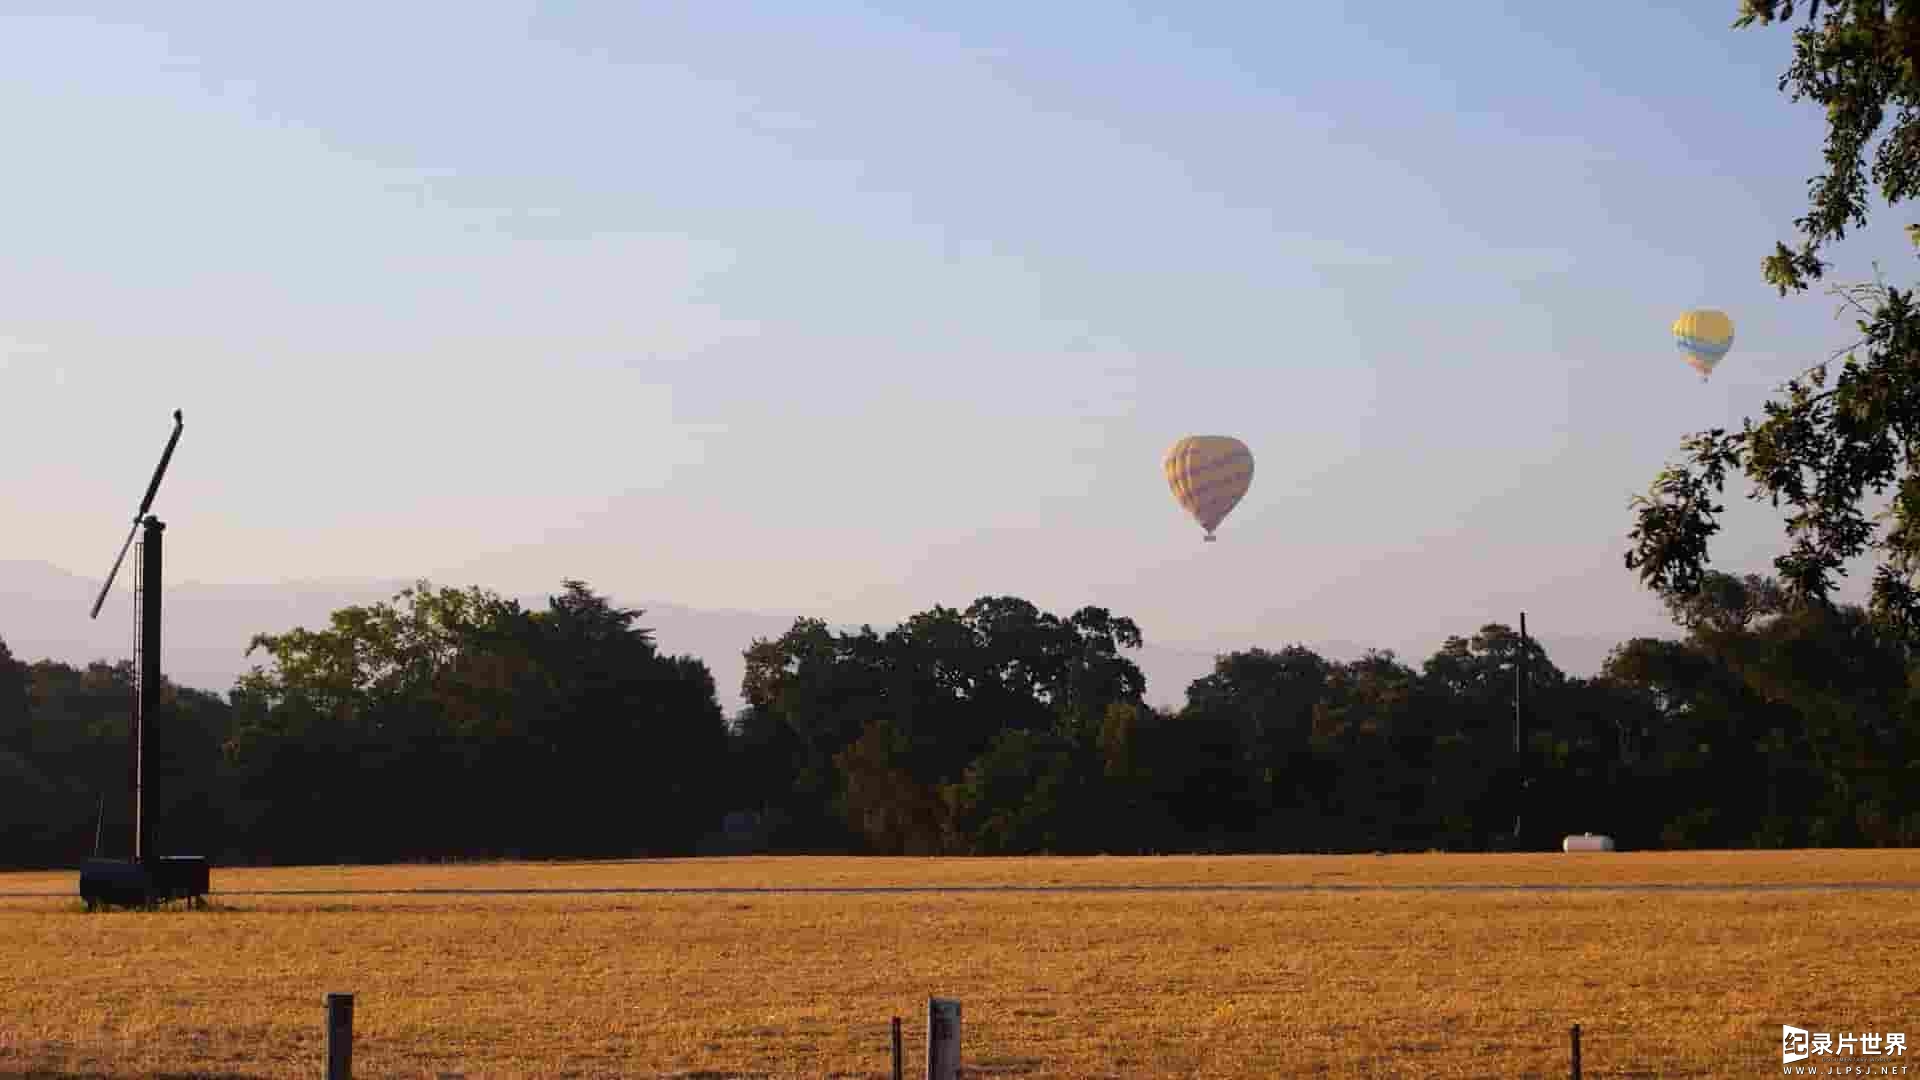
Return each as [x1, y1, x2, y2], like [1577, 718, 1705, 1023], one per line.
[1672, 309, 1735, 380]
[1164, 436, 1253, 541]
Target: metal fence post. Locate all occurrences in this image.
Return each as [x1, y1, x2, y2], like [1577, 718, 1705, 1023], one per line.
[1570, 1023, 1582, 1080]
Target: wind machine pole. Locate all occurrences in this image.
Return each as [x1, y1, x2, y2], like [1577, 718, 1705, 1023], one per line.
[136, 515, 163, 862]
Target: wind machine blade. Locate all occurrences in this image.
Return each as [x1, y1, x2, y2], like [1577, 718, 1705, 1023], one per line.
[88, 409, 184, 620]
[89, 519, 140, 620]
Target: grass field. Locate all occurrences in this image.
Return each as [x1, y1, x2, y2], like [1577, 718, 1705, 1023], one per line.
[3, 852, 1917, 1077]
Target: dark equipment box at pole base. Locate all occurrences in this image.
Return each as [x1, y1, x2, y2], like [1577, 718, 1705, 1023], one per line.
[80, 855, 210, 909]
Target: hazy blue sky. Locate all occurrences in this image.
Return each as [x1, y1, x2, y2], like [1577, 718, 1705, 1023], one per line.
[4, 3, 1909, 660]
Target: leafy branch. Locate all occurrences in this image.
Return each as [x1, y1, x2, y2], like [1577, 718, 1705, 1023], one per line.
[1629, 279, 1920, 636]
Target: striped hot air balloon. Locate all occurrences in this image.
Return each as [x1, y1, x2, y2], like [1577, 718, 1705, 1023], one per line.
[1164, 435, 1253, 542]
[1672, 308, 1735, 382]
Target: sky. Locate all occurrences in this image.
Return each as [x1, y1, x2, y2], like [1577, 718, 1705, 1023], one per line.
[4, 2, 1913, 664]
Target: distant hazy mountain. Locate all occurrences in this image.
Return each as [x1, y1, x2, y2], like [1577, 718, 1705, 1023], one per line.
[0, 560, 1628, 714]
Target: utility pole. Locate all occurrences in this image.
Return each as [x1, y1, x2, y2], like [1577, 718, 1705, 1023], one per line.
[1512, 611, 1528, 846]
[1515, 612, 1526, 755]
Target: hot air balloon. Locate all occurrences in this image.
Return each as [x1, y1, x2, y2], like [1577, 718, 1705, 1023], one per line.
[1672, 309, 1734, 382]
[1165, 435, 1253, 542]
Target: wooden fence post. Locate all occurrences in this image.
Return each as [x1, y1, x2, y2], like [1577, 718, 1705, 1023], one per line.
[927, 998, 960, 1080]
[891, 1016, 903, 1080]
[1570, 1023, 1581, 1080]
[326, 992, 353, 1080]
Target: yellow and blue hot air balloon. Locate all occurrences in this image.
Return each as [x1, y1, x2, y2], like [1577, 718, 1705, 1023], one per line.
[1672, 309, 1735, 382]
[1164, 435, 1253, 542]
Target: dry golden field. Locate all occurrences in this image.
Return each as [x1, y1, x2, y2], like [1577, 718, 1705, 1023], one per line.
[3, 852, 1918, 1077]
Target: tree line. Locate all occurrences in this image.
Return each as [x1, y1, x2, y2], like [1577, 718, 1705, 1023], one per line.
[4, 571, 1916, 869]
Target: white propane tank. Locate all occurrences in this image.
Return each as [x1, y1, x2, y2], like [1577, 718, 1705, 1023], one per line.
[1562, 833, 1616, 853]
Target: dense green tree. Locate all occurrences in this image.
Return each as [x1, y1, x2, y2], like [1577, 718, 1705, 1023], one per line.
[0, 636, 27, 755]
[1185, 646, 1328, 776]
[947, 727, 1088, 854]
[224, 579, 724, 862]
